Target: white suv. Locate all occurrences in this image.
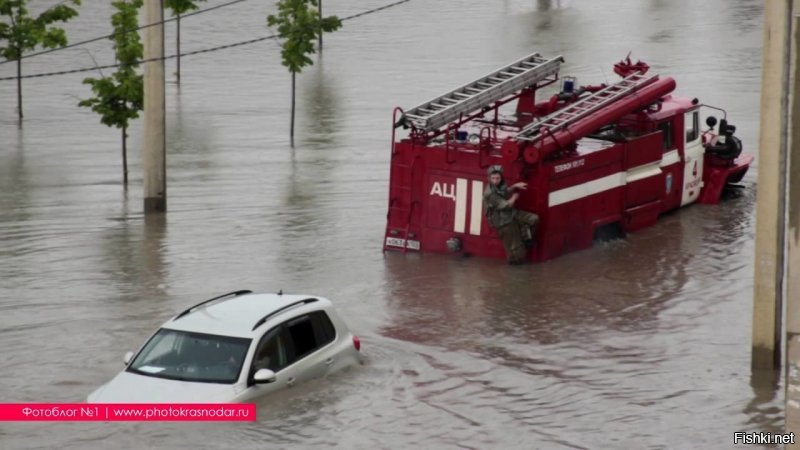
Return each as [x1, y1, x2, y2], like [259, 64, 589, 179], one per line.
[87, 290, 363, 403]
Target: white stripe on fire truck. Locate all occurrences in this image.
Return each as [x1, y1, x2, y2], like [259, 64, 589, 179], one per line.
[626, 161, 662, 183]
[548, 172, 626, 207]
[661, 149, 680, 167]
[454, 178, 468, 233]
[549, 151, 684, 207]
[470, 180, 484, 235]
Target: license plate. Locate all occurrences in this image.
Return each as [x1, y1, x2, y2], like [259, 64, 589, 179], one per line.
[385, 237, 420, 250]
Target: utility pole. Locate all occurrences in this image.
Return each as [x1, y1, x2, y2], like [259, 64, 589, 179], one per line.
[142, 0, 167, 213]
[752, 0, 791, 371]
[785, 11, 800, 448]
[318, 0, 323, 51]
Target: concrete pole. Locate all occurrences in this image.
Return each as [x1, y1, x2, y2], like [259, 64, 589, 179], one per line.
[752, 0, 792, 371]
[785, 12, 800, 448]
[142, 0, 167, 213]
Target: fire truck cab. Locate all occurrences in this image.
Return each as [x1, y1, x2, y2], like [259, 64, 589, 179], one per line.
[384, 52, 752, 262]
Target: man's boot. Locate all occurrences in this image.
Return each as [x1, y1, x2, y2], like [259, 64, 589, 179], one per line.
[523, 226, 535, 249]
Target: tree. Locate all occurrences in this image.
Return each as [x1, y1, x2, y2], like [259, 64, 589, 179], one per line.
[164, 0, 204, 84]
[268, 0, 340, 147]
[0, 0, 81, 119]
[79, 0, 143, 186]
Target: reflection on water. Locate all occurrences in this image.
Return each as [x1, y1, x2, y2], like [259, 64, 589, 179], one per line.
[0, 0, 780, 448]
[302, 54, 343, 149]
[746, 370, 783, 432]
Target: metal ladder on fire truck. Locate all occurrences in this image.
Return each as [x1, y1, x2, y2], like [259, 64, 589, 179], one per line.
[400, 52, 565, 132]
[514, 71, 658, 142]
[387, 51, 565, 252]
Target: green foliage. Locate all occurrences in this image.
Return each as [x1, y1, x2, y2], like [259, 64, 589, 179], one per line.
[79, 0, 143, 131]
[0, 0, 81, 61]
[267, 0, 341, 74]
[164, 0, 205, 16]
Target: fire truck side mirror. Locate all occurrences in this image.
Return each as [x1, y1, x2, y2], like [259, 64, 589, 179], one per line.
[706, 116, 718, 130]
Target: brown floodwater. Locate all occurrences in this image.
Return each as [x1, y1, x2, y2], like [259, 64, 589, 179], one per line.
[0, 0, 782, 448]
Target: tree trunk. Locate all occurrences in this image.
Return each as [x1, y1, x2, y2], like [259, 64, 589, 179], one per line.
[122, 126, 129, 186]
[291, 71, 296, 147]
[318, 0, 323, 51]
[176, 13, 181, 83]
[16, 58, 23, 119]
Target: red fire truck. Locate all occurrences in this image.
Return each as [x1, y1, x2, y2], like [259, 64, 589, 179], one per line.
[383, 52, 752, 262]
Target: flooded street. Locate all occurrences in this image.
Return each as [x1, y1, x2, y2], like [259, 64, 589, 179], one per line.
[0, 0, 781, 448]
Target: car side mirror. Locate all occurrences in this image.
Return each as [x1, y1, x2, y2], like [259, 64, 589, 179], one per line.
[705, 116, 717, 130]
[253, 368, 277, 384]
[123, 351, 134, 366]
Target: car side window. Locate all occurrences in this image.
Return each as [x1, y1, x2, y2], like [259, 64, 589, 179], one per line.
[286, 316, 318, 360]
[284, 311, 337, 364]
[310, 311, 336, 345]
[252, 326, 291, 373]
[251, 311, 338, 378]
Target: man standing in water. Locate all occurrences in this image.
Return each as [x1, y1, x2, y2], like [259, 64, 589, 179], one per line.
[483, 165, 539, 265]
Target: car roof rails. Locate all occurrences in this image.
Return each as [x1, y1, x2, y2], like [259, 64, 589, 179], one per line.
[251, 298, 318, 331]
[173, 290, 253, 320]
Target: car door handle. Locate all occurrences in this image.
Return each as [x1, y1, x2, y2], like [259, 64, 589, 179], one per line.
[325, 358, 334, 366]
[286, 377, 296, 387]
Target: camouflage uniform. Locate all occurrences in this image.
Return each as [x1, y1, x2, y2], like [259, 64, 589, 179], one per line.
[483, 168, 539, 264]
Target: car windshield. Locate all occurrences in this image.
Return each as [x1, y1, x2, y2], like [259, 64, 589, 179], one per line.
[127, 328, 251, 384]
